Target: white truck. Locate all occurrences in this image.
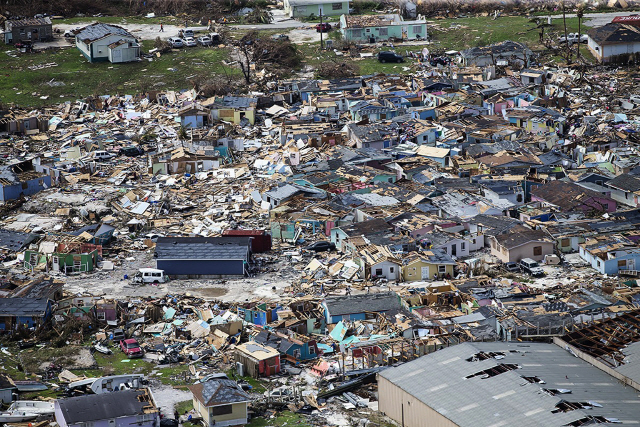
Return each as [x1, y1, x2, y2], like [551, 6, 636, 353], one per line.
[558, 33, 588, 44]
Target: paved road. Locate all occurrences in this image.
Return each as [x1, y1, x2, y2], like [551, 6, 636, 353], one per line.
[549, 11, 640, 27]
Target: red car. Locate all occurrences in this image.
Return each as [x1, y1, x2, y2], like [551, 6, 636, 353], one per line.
[316, 23, 332, 32]
[120, 339, 144, 358]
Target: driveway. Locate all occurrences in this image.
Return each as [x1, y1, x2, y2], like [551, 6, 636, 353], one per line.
[549, 11, 640, 27]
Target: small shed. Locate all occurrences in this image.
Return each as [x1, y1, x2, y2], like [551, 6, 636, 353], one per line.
[188, 379, 251, 427]
[108, 39, 141, 63]
[234, 342, 281, 378]
[3, 17, 52, 44]
[0, 374, 15, 403]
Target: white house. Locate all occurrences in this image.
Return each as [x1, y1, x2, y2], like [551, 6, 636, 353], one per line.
[587, 23, 640, 63]
[283, 0, 351, 18]
[74, 23, 139, 63]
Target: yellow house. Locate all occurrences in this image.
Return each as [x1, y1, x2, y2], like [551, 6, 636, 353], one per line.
[204, 95, 257, 125]
[188, 378, 251, 427]
[402, 250, 456, 282]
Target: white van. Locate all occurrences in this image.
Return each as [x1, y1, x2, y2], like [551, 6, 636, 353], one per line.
[132, 268, 167, 284]
[91, 150, 115, 161]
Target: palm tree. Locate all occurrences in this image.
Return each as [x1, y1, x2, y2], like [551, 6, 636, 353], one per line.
[577, 6, 584, 61]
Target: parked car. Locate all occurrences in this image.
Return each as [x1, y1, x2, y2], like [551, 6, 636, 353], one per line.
[558, 33, 588, 44]
[184, 37, 197, 47]
[316, 23, 332, 33]
[168, 37, 184, 48]
[120, 338, 144, 358]
[119, 146, 144, 157]
[179, 29, 194, 39]
[519, 258, 545, 277]
[90, 150, 116, 161]
[264, 387, 293, 399]
[111, 328, 126, 342]
[64, 29, 79, 38]
[305, 241, 336, 252]
[503, 262, 520, 273]
[378, 51, 404, 63]
[197, 35, 212, 46]
[271, 34, 290, 41]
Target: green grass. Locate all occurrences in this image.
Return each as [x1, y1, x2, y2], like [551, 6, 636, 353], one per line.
[247, 411, 311, 427]
[225, 369, 267, 393]
[0, 41, 236, 107]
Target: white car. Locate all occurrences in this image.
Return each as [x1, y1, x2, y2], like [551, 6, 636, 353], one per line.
[263, 387, 293, 399]
[197, 35, 212, 46]
[168, 37, 184, 48]
[558, 33, 588, 44]
[184, 37, 197, 47]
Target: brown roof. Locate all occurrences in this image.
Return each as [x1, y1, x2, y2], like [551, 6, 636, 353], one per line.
[531, 180, 614, 212]
[494, 225, 551, 249]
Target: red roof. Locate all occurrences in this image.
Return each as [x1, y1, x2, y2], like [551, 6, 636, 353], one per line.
[612, 15, 640, 25]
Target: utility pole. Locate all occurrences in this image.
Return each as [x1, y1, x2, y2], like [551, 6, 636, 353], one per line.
[320, 11, 324, 50]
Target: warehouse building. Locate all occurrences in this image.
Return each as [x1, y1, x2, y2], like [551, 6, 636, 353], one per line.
[378, 341, 640, 427]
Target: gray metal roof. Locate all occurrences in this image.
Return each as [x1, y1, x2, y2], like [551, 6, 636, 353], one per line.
[198, 379, 251, 406]
[0, 228, 38, 251]
[155, 237, 249, 261]
[75, 23, 134, 43]
[0, 298, 49, 317]
[324, 292, 401, 316]
[379, 342, 640, 426]
[57, 390, 154, 424]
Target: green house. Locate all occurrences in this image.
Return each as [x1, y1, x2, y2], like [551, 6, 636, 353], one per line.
[284, 0, 351, 18]
[24, 249, 99, 273]
[340, 13, 427, 43]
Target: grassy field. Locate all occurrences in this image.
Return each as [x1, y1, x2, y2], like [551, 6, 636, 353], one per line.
[0, 41, 236, 107]
[247, 411, 311, 427]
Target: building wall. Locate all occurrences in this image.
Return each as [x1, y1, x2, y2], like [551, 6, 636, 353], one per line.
[108, 43, 140, 63]
[287, 1, 349, 18]
[403, 261, 454, 281]
[156, 259, 245, 276]
[207, 402, 248, 426]
[378, 375, 458, 427]
[0, 388, 12, 404]
[0, 175, 51, 201]
[76, 35, 136, 62]
[8, 23, 53, 43]
[193, 397, 210, 426]
[370, 260, 400, 280]
[342, 22, 427, 42]
[490, 239, 554, 263]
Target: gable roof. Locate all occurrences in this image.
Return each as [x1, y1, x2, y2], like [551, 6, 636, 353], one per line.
[0, 297, 49, 317]
[324, 291, 401, 316]
[75, 23, 135, 43]
[57, 389, 156, 424]
[494, 225, 551, 249]
[188, 379, 250, 407]
[606, 173, 640, 192]
[588, 23, 640, 45]
[531, 180, 614, 212]
[155, 237, 249, 261]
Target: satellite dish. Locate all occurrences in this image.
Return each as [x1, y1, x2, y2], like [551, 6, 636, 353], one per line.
[265, 118, 273, 128]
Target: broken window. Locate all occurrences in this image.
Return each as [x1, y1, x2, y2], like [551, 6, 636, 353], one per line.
[564, 416, 620, 426]
[521, 375, 545, 384]
[375, 268, 383, 276]
[552, 400, 602, 413]
[465, 363, 519, 379]
[210, 404, 233, 416]
[543, 388, 572, 396]
[466, 352, 505, 362]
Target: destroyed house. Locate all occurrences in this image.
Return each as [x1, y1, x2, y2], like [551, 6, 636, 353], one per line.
[207, 96, 257, 125]
[0, 159, 51, 202]
[402, 249, 456, 281]
[0, 228, 39, 254]
[378, 341, 640, 427]
[461, 40, 532, 67]
[188, 379, 251, 427]
[0, 374, 14, 403]
[74, 23, 140, 63]
[579, 234, 640, 275]
[0, 297, 52, 332]
[323, 291, 401, 324]
[3, 17, 52, 44]
[234, 342, 281, 378]
[346, 122, 399, 150]
[155, 237, 251, 278]
[24, 243, 99, 274]
[54, 389, 159, 427]
[0, 114, 43, 135]
[254, 330, 319, 361]
[330, 218, 394, 252]
[237, 302, 279, 326]
[531, 180, 617, 214]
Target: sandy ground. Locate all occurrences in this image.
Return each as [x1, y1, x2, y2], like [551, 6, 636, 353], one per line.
[62, 250, 293, 302]
[149, 381, 192, 417]
[53, 22, 206, 41]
